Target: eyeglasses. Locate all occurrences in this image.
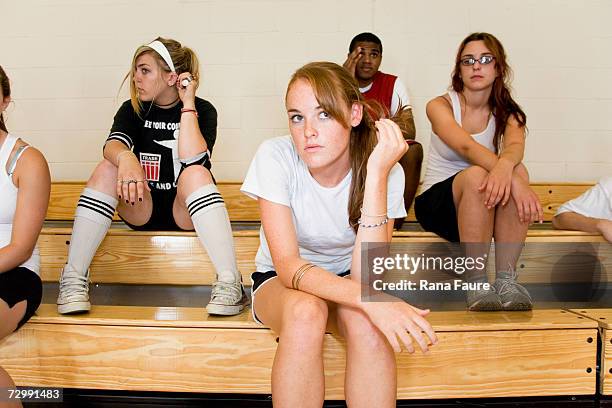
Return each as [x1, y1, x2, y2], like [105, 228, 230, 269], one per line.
[460, 55, 495, 66]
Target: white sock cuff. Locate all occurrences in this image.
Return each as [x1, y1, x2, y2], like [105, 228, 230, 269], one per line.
[186, 184, 225, 218]
[75, 188, 118, 224]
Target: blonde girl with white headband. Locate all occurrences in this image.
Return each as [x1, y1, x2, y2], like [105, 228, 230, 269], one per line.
[57, 37, 248, 316]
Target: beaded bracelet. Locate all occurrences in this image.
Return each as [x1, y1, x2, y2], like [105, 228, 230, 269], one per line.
[358, 216, 389, 229]
[180, 108, 199, 117]
[360, 207, 387, 218]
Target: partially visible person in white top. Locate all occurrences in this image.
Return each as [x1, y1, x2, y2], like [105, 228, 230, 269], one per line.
[0, 65, 50, 406]
[241, 62, 437, 408]
[415, 32, 542, 312]
[553, 177, 612, 242]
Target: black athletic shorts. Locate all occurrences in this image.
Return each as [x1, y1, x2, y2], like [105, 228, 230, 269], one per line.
[121, 189, 182, 231]
[0, 267, 43, 331]
[414, 173, 460, 242]
[250, 270, 350, 325]
[121, 171, 217, 231]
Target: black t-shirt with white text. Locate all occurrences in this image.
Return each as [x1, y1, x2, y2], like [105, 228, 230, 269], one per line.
[106, 97, 217, 193]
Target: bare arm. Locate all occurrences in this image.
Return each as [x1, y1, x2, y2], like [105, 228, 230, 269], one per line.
[426, 97, 498, 171]
[553, 212, 612, 241]
[261, 120, 436, 352]
[104, 140, 149, 204]
[426, 97, 526, 168]
[259, 198, 365, 308]
[177, 73, 207, 159]
[0, 147, 50, 273]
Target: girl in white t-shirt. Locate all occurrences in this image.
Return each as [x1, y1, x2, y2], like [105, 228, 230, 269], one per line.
[241, 62, 437, 407]
[416, 32, 542, 311]
[0, 65, 50, 403]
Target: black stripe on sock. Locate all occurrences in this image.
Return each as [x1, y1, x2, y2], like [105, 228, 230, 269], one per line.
[187, 192, 223, 212]
[188, 199, 226, 217]
[79, 195, 116, 216]
[77, 203, 114, 220]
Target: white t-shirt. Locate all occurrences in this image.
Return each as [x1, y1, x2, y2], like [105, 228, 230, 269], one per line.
[556, 177, 612, 220]
[360, 77, 411, 115]
[421, 90, 496, 192]
[241, 136, 407, 275]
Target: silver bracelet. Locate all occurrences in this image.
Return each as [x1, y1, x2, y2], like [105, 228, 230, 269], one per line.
[358, 216, 389, 228]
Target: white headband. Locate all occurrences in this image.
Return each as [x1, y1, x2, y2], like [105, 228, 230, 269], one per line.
[147, 40, 176, 73]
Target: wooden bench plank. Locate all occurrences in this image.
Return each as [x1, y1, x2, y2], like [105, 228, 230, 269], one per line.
[39, 228, 607, 285]
[28, 305, 597, 332]
[0, 307, 597, 398]
[48, 182, 594, 223]
[568, 309, 612, 330]
[39, 230, 259, 285]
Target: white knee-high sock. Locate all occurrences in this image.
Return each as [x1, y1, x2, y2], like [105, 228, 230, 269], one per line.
[65, 188, 117, 274]
[186, 184, 240, 284]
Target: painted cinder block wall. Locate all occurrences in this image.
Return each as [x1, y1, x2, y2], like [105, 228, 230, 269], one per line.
[3, 0, 611, 182]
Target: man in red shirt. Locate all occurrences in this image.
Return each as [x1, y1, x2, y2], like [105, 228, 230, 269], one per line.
[343, 32, 422, 227]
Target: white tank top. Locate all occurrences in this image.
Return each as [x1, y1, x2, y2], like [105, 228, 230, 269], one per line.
[0, 133, 40, 274]
[421, 90, 496, 192]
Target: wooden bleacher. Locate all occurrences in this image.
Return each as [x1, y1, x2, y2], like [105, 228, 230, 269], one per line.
[47, 181, 595, 223]
[569, 309, 612, 396]
[1, 180, 610, 401]
[0, 307, 599, 399]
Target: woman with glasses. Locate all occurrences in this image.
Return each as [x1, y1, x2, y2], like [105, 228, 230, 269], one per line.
[415, 32, 542, 311]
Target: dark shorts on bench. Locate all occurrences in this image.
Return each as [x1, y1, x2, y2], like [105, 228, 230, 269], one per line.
[0, 266, 42, 331]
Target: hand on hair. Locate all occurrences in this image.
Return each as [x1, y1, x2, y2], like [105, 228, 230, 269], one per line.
[367, 119, 409, 175]
[177, 72, 198, 107]
[360, 295, 437, 354]
[342, 47, 362, 78]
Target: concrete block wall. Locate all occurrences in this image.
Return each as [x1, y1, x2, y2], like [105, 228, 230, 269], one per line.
[2, 0, 611, 182]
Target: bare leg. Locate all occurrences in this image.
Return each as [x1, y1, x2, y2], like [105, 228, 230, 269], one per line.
[452, 166, 501, 310]
[395, 143, 423, 229]
[337, 305, 396, 408]
[453, 166, 495, 281]
[493, 198, 528, 277]
[254, 278, 327, 408]
[172, 165, 215, 230]
[0, 299, 27, 408]
[58, 160, 152, 314]
[492, 189, 533, 310]
[173, 166, 246, 315]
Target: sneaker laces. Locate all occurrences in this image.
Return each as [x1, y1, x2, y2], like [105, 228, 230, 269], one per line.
[210, 281, 243, 303]
[495, 265, 523, 297]
[59, 269, 89, 298]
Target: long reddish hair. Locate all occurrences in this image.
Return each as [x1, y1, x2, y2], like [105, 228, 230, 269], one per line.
[0, 65, 10, 133]
[451, 32, 527, 152]
[287, 62, 414, 232]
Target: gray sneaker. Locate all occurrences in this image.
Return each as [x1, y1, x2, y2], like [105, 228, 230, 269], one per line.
[493, 275, 533, 311]
[466, 285, 502, 311]
[57, 265, 91, 314]
[206, 281, 250, 316]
